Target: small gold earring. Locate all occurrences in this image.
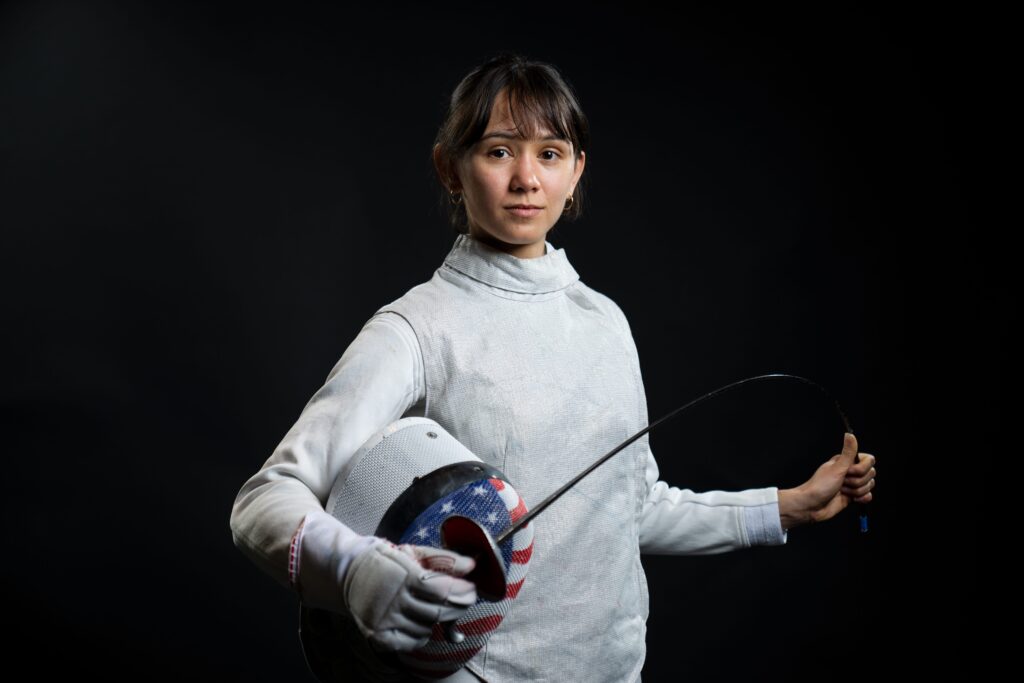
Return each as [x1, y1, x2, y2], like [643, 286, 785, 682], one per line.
[449, 190, 463, 206]
[563, 194, 574, 212]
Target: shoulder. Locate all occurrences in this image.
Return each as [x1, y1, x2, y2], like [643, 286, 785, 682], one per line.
[570, 280, 634, 339]
[372, 266, 466, 318]
[362, 310, 418, 347]
[322, 310, 425, 401]
[328, 311, 419, 379]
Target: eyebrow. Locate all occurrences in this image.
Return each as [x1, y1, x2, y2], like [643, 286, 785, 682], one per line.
[479, 131, 569, 143]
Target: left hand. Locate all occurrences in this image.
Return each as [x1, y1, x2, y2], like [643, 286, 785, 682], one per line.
[779, 432, 876, 529]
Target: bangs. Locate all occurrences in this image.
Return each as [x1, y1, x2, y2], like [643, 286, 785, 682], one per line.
[500, 84, 574, 144]
[458, 74, 580, 153]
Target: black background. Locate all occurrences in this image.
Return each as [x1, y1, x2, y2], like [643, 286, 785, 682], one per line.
[1, 2, 993, 680]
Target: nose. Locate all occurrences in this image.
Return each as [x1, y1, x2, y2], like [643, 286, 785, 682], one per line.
[510, 155, 540, 192]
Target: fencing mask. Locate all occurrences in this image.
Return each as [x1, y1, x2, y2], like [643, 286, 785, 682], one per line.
[299, 417, 534, 681]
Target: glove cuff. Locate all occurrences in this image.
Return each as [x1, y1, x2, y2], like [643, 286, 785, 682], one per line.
[290, 509, 383, 613]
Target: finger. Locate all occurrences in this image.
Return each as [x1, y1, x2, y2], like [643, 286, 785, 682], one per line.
[842, 478, 875, 494]
[842, 478, 876, 497]
[838, 432, 859, 468]
[844, 467, 876, 487]
[400, 590, 474, 626]
[386, 546, 477, 605]
[851, 453, 876, 474]
[409, 546, 476, 577]
[384, 597, 437, 636]
[400, 591, 449, 625]
[847, 453, 876, 478]
[398, 590, 458, 628]
[409, 572, 478, 606]
[847, 454, 874, 476]
[371, 628, 430, 654]
[435, 601, 475, 623]
[390, 544, 475, 585]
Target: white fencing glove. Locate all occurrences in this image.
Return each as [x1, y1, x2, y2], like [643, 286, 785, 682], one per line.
[291, 509, 478, 653]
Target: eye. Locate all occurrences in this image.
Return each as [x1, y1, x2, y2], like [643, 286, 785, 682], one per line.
[487, 148, 562, 161]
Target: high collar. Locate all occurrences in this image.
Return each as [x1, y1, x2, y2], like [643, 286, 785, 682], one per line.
[441, 233, 580, 295]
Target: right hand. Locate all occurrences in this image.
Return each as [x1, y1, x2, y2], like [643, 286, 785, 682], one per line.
[343, 541, 478, 653]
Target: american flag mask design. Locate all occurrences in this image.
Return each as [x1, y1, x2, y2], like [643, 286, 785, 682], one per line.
[394, 476, 534, 679]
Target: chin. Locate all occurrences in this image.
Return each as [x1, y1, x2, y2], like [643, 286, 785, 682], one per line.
[484, 230, 533, 246]
[470, 220, 547, 249]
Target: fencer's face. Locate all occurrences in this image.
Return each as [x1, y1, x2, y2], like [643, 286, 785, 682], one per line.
[451, 90, 585, 259]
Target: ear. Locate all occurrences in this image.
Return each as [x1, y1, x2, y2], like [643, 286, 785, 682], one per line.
[571, 150, 586, 187]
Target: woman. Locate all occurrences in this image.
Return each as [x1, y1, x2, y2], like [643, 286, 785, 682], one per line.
[229, 52, 877, 682]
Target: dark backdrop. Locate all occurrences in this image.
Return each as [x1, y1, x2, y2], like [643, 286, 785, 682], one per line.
[1, 2, 991, 681]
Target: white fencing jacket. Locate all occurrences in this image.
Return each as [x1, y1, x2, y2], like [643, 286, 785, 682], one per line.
[230, 233, 787, 683]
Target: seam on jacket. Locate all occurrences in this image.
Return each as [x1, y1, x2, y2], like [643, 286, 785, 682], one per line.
[597, 293, 650, 518]
[374, 309, 429, 417]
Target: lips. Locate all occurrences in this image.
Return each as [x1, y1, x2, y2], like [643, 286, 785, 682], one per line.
[507, 207, 542, 217]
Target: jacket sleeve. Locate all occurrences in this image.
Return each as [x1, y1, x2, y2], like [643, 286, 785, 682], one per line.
[228, 311, 425, 590]
[638, 444, 788, 555]
[601, 296, 788, 555]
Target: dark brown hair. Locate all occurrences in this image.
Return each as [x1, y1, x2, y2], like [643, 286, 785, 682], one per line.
[433, 52, 590, 234]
